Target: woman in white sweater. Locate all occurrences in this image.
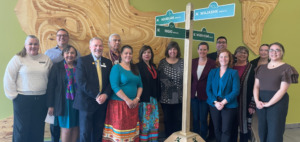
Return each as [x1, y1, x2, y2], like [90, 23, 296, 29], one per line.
[4, 35, 53, 142]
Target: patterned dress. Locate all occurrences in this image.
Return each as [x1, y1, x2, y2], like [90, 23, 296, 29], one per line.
[103, 64, 143, 142]
[137, 61, 160, 141]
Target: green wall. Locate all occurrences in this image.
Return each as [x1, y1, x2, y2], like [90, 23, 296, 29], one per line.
[1, 0, 299, 123]
[0, 0, 26, 119]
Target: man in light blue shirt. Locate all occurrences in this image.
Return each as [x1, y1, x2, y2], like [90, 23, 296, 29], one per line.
[45, 29, 81, 64]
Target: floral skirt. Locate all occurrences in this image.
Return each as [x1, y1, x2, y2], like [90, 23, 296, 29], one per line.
[103, 100, 139, 142]
[139, 97, 159, 142]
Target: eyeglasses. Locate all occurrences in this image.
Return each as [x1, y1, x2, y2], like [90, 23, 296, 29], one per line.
[57, 34, 69, 37]
[269, 49, 282, 53]
[237, 51, 248, 55]
[259, 49, 269, 52]
[217, 41, 226, 44]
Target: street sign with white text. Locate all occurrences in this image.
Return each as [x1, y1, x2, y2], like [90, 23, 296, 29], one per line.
[156, 22, 186, 39]
[193, 28, 214, 42]
[194, 2, 235, 21]
[156, 10, 185, 25]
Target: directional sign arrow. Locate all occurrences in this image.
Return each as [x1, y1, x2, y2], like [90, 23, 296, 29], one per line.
[156, 22, 186, 39]
[194, 2, 235, 21]
[193, 28, 215, 42]
[156, 10, 186, 25]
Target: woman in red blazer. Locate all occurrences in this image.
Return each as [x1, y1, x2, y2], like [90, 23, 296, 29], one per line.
[191, 42, 216, 140]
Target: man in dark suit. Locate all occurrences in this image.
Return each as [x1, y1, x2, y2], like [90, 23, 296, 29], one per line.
[73, 37, 112, 142]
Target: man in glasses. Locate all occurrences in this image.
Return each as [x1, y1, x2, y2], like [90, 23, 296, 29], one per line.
[207, 36, 228, 61]
[45, 29, 81, 63]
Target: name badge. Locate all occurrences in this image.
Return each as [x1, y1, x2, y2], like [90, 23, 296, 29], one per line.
[39, 61, 46, 64]
[101, 63, 106, 68]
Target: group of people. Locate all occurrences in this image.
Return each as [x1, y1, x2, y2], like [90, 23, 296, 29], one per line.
[4, 29, 159, 142]
[3, 28, 298, 142]
[191, 36, 298, 142]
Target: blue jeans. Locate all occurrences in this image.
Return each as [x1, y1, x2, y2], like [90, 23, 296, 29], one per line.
[191, 98, 209, 140]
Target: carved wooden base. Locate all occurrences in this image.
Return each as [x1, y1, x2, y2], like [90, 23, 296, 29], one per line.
[165, 131, 205, 142]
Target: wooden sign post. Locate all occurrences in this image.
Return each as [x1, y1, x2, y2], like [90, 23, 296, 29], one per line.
[164, 3, 203, 142]
[155, 2, 235, 142]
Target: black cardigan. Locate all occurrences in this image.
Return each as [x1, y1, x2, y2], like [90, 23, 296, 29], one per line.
[136, 61, 160, 102]
[46, 60, 75, 116]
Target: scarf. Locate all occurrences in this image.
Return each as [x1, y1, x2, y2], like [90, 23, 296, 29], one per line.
[64, 60, 76, 100]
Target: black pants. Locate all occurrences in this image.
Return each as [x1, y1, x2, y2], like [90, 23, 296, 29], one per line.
[79, 103, 108, 142]
[50, 122, 61, 142]
[13, 94, 47, 142]
[257, 90, 289, 142]
[207, 111, 215, 140]
[209, 106, 237, 142]
[161, 103, 182, 138]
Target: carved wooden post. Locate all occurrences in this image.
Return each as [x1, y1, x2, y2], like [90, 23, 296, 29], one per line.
[165, 3, 204, 142]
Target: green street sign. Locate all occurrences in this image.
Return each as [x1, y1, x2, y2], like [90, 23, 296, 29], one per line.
[193, 28, 214, 42]
[156, 10, 186, 25]
[156, 22, 186, 39]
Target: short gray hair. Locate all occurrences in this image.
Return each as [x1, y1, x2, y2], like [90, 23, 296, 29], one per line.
[108, 33, 120, 42]
[89, 37, 103, 45]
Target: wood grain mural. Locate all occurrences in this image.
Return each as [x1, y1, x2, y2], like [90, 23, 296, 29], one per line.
[14, 0, 170, 63]
[1, 0, 280, 141]
[0, 0, 170, 141]
[240, 0, 278, 54]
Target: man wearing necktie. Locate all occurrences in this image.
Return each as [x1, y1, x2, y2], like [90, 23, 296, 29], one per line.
[73, 37, 113, 142]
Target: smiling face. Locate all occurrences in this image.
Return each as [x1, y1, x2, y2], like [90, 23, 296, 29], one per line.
[168, 47, 178, 58]
[259, 45, 269, 59]
[142, 49, 152, 63]
[198, 45, 208, 58]
[25, 38, 39, 56]
[120, 47, 133, 64]
[63, 47, 77, 65]
[216, 38, 227, 51]
[235, 49, 248, 63]
[89, 39, 104, 59]
[218, 52, 229, 67]
[56, 30, 69, 47]
[269, 44, 283, 61]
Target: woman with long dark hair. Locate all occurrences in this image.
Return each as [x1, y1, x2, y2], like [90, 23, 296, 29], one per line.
[103, 45, 143, 142]
[136, 45, 160, 141]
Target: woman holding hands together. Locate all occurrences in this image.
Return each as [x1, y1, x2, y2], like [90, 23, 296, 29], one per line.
[206, 49, 240, 142]
[254, 42, 298, 142]
[103, 45, 143, 142]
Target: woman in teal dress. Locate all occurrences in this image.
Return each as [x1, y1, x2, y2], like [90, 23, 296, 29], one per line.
[47, 45, 79, 142]
[103, 45, 143, 142]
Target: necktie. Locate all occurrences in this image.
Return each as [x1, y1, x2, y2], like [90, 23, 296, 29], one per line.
[96, 59, 102, 92]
